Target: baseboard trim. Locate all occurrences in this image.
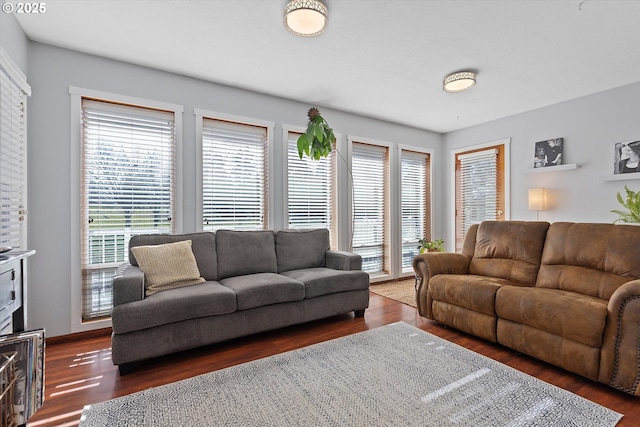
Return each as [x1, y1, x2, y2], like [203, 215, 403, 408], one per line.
[46, 327, 112, 345]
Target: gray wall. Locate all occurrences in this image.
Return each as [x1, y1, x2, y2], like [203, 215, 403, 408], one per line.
[0, 13, 28, 71]
[443, 82, 640, 245]
[25, 42, 442, 337]
[4, 15, 640, 337]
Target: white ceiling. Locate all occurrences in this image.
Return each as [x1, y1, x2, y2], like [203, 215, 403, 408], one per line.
[13, 0, 640, 133]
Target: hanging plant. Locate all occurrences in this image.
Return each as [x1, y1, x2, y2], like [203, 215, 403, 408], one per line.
[611, 185, 640, 224]
[297, 107, 336, 160]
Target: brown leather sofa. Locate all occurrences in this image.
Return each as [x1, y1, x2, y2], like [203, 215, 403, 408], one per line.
[413, 221, 640, 396]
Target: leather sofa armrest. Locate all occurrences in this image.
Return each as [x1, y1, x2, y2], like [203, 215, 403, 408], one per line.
[326, 250, 362, 271]
[412, 253, 471, 318]
[599, 279, 640, 396]
[112, 264, 145, 306]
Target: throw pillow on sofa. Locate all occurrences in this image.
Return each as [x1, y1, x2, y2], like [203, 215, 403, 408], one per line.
[130, 240, 205, 296]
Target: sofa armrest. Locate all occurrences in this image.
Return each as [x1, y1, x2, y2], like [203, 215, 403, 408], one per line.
[599, 279, 640, 396]
[412, 253, 471, 318]
[112, 264, 145, 307]
[326, 250, 362, 271]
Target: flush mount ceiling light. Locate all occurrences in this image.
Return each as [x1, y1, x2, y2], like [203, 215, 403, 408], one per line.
[284, 0, 328, 37]
[443, 71, 477, 92]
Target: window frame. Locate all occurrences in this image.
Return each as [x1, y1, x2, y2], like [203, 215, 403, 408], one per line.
[347, 136, 394, 282]
[195, 109, 275, 232]
[398, 145, 434, 276]
[69, 86, 184, 332]
[450, 138, 510, 252]
[0, 48, 31, 251]
[282, 124, 338, 247]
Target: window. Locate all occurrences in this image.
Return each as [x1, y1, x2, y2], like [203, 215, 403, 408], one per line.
[0, 51, 30, 250]
[454, 144, 506, 251]
[81, 99, 176, 320]
[352, 142, 389, 275]
[201, 118, 269, 231]
[401, 149, 431, 272]
[286, 130, 335, 245]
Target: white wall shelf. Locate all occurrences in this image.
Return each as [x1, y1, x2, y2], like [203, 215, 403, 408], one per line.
[525, 163, 578, 174]
[599, 172, 640, 182]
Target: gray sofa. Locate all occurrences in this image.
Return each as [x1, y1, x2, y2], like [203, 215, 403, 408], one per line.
[111, 228, 370, 373]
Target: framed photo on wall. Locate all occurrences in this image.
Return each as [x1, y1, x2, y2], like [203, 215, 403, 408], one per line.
[613, 140, 640, 174]
[534, 138, 563, 168]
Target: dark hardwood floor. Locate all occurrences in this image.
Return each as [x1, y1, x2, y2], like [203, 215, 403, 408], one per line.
[29, 291, 638, 426]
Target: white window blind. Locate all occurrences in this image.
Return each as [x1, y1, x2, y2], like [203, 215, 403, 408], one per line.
[401, 150, 430, 271]
[0, 60, 28, 249]
[287, 131, 335, 244]
[202, 118, 268, 231]
[81, 99, 176, 320]
[352, 142, 388, 275]
[456, 148, 498, 251]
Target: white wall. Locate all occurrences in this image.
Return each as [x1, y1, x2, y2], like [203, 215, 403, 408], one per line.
[25, 42, 442, 337]
[443, 82, 640, 246]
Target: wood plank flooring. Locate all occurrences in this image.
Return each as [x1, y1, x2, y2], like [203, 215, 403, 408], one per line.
[28, 291, 638, 426]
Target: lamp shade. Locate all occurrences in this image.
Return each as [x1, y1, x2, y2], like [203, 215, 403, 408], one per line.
[528, 188, 547, 211]
[284, 0, 328, 37]
[443, 71, 477, 92]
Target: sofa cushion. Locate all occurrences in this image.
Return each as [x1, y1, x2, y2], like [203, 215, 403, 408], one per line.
[281, 268, 369, 298]
[495, 286, 607, 348]
[432, 301, 499, 343]
[275, 229, 329, 272]
[216, 230, 277, 279]
[469, 221, 549, 285]
[111, 281, 236, 334]
[430, 274, 526, 316]
[496, 319, 601, 381]
[220, 273, 304, 310]
[537, 222, 640, 299]
[129, 232, 217, 281]
[130, 240, 205, 296]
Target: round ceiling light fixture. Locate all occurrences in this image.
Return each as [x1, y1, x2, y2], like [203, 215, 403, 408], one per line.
[443, 71, 477, 92]
[284, 0, 328, 37]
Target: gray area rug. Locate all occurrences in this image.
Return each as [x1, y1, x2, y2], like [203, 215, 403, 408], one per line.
[80, 322, 622, 426]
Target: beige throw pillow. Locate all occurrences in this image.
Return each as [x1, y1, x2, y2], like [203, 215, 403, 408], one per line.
[130, 240, 205, 296]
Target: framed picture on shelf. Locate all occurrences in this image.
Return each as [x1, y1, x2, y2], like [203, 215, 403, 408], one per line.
[613, 140, 640, 174]
[534, 138, 563, 168]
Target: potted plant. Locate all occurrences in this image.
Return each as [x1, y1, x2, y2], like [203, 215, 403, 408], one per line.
[417, 238, 444, 253]
[611, 185, 640, 224]
[297, 108, 336, 160]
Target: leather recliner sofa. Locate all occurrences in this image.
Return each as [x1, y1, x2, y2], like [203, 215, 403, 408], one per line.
[413, 221, 640, 396]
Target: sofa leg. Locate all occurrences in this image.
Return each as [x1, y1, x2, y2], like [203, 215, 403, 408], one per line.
[354, 309, 365, 318]
[118, 362, 137, 376]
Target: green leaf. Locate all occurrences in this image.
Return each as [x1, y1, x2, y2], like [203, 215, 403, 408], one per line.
[297, 134, 308, 159]
[612, 185, 640, 224]
[305, 126, 315, 144]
